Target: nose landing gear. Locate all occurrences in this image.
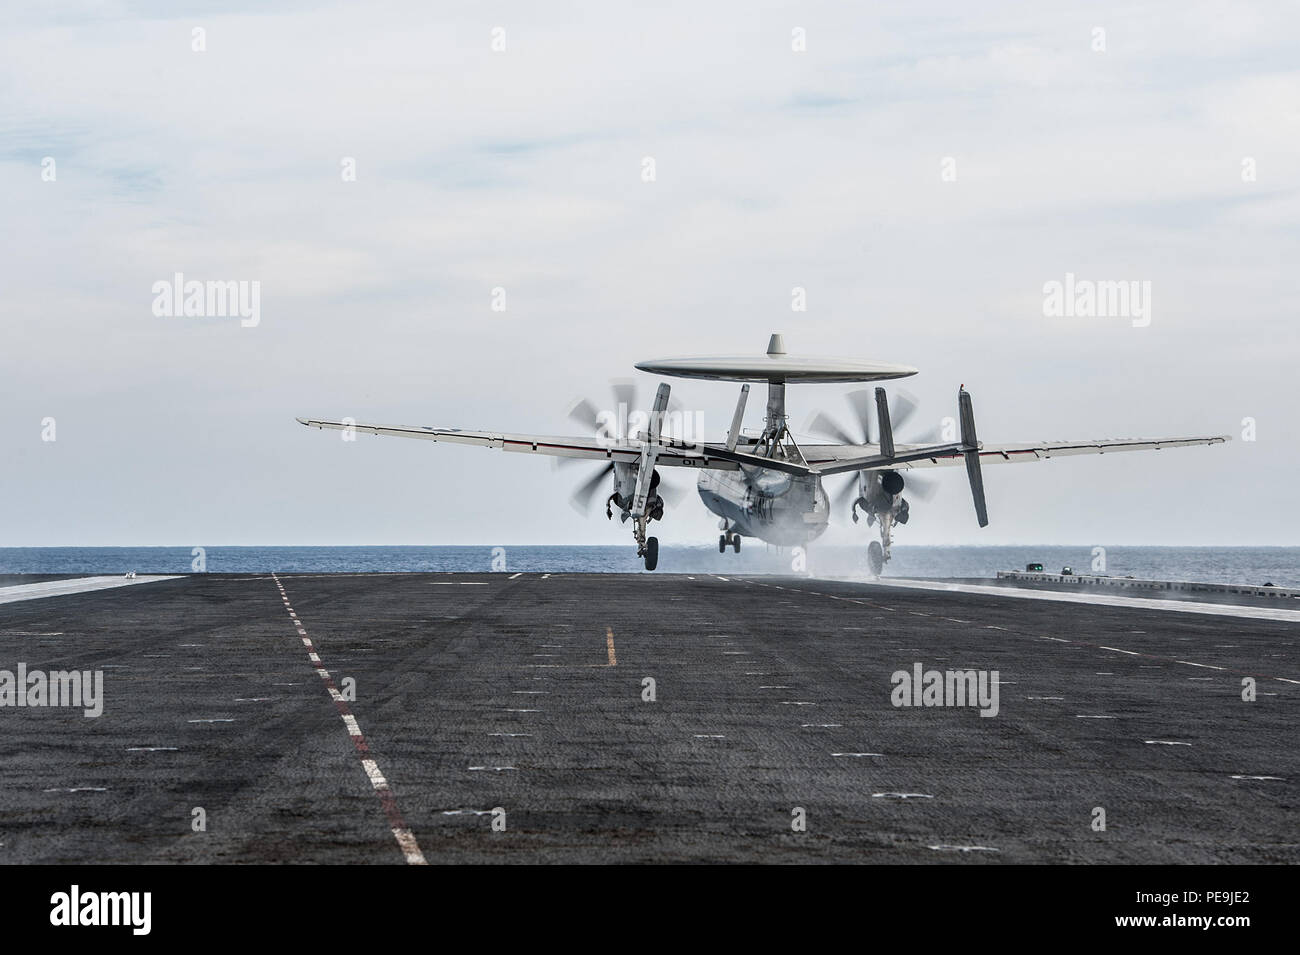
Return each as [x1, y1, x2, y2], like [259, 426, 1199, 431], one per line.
[719, 528, 741, 553]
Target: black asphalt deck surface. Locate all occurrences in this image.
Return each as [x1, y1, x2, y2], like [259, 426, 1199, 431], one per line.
[0, 573, 1295, 864]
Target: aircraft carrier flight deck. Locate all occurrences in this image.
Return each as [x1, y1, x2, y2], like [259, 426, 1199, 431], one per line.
[0, 572, 1294, 865]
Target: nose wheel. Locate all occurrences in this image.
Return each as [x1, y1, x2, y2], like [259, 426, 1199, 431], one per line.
[644, 536, 658, 571]
[867, 540, 884, 576]
[719, 530, 741, 553]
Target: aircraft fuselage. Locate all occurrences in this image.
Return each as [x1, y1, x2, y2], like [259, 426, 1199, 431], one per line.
[696, 467, 830, 546]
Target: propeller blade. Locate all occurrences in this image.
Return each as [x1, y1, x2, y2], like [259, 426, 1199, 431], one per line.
[904, 472, 939, 501]
[805, 411, 857, 446]
[656, 476, 687, 507]
[906, 425, 943, 445]
[569, 461, 615, 514]
[610, 379, 637, 421]
[566, 397, 602, 434]
[845, 390, 875, 445]
[831, 472, 861, 511]
[553, 455, 591, 471]
[891, 389, 920, 433]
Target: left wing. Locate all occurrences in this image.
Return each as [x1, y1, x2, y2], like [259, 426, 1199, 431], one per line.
[295, 417, 739, 470]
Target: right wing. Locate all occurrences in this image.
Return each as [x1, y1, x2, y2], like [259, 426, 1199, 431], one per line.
[294, 417, 739, 470]
[804, 434, 1230, 473]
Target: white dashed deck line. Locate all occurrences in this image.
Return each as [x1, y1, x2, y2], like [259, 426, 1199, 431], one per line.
[0, 575, 183, 605]
[272, 574, 427, 866]
[361, 759, 389, 790]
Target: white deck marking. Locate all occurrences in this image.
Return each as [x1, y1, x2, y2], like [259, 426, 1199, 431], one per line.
[873, 792, 933, 799]
[836, 576, 1300, 623]
[749, 579, 1296, 683]
[0, 575, 183, 605]
[929, 844, 999, 853]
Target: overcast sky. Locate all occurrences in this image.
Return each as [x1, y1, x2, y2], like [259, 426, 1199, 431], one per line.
[2, 1, 1296, 548]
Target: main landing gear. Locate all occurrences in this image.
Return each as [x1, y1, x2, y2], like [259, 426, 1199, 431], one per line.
[633, 514, 659, 571]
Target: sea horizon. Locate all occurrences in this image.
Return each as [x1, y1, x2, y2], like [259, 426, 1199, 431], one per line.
[2, 545, 1296, 588]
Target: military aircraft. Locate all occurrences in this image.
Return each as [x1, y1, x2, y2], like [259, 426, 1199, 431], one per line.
[297, 334, 1228, 573]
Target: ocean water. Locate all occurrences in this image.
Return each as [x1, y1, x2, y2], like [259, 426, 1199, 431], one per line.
[0, 546, 1296, 587]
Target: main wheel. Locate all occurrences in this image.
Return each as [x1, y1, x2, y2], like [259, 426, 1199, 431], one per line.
[644, 536, 659, 571]
[718, 534, 727, 554]
[867, 540, 884, 576]
[732, 535, 741, 553]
